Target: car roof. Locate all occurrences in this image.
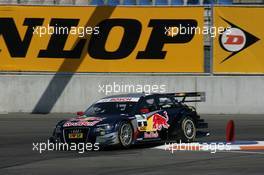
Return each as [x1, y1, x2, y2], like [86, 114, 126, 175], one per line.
[95, 93, 146, 103]
[95, 93, 173, 104]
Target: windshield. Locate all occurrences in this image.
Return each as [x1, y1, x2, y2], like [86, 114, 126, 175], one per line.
[85, 102, 137, 115]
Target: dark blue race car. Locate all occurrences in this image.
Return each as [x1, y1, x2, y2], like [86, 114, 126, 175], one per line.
[50, 92, 209, 148]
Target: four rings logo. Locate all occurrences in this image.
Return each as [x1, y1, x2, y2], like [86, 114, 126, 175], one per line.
[219, 17, 260, 63]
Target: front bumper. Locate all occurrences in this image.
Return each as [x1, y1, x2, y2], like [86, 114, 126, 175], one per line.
[51, 127, 120, 146]
[96, 132, 119, 146]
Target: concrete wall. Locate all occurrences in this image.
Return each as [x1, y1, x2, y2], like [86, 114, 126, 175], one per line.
[0, 74, 263, 114]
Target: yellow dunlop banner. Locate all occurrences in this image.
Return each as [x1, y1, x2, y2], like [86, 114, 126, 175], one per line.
[0, 6, 204, 72]
[213, 7, 264, 74]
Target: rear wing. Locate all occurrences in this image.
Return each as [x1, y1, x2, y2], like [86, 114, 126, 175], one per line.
[164, 92, 206, 103]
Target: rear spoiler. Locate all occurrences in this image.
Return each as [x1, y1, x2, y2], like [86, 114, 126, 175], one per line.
[164, 92, 206, 103]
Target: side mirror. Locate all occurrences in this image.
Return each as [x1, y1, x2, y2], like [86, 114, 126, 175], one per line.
[140, 108, 150, 114]
[77, 111, 84, 116]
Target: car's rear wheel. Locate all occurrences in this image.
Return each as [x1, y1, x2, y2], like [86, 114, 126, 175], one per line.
[179, 117, 196, 142]
[118, 122, 133, 148]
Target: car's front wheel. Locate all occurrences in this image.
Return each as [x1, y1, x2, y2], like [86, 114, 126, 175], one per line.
[179, 117, 196, 142]
[118, 122, 133, 148]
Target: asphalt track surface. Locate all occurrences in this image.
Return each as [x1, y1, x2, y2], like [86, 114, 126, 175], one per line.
[0, 114, 264, 175]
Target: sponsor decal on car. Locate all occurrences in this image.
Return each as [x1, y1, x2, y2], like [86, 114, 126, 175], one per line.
[144, 132, 159, 139]
[68, 133, 83, 139]
[152, 111, 170, 131]
[137, 111, 170, 132]
[63, 117, 104, 127]
[97, 97, 140, 103]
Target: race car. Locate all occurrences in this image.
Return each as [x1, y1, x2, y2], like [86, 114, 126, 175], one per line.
[50, 92, 209, 148]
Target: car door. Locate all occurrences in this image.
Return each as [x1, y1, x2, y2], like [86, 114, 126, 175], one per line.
[156, 95, 185, 134]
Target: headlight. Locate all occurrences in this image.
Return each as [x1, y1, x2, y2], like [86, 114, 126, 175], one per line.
[95, 124, 114, 135]
[55, 125, 62, 134]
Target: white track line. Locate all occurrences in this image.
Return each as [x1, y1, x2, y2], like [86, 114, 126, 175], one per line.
[218, 150, 264, 155]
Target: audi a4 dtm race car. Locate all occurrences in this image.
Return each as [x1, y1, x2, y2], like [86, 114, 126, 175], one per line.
[50, 92, 209, 148]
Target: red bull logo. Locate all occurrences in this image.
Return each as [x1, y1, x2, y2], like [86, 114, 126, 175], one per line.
[152, 111, 170, 131]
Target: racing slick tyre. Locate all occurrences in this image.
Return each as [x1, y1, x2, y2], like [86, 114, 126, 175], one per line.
[179, 116, 196, 143]
[118, 122, 133, 148]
